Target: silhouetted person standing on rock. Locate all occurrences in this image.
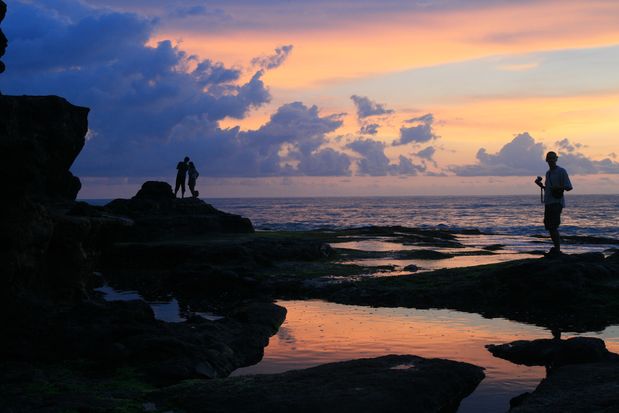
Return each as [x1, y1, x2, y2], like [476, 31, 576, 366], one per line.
[175, 156, 190, 198]
[534, 151, 573, 255]
[188, 161, 200, 198]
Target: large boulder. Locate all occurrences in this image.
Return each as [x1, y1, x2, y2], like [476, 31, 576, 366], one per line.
[149, 355, 485, 413]
[486, 337, 615, 368]
[0, 95, 88, 201]
[0, 95, 91, 303]
[104, 181, 254, 239]
[510, 361, 619, 412]
[133, 180, 175, 201]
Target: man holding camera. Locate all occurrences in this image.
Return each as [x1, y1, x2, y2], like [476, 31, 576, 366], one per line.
[535, 151, 573, 256]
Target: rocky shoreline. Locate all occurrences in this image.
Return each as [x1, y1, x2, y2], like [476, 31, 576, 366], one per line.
[3, 2, 619, 409]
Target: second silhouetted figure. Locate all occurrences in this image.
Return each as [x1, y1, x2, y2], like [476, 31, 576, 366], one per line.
[175, 156, 190, 198]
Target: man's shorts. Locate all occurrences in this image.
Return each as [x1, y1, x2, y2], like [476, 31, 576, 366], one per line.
[544, 203, 563, 230]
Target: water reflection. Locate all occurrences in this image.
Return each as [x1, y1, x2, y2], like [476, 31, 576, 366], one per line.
[233, 300, 619, 413]
[95, 284, 223, 323]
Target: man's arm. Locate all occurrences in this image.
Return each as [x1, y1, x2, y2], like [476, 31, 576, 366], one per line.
[562, 169, 573, 191]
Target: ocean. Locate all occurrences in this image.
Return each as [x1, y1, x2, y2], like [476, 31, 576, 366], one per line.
[207, 194, 619, 238]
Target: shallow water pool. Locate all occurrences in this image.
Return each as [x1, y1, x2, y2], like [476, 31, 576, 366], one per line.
[233, 300, 619, 413]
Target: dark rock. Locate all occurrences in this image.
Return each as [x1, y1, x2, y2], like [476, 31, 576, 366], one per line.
[2, 298, 286, 385]
[482, 244, 505, 251]
[133, 180, 175, 201]
[0, 95, 95, 303]
[103, 181, 254, 239]
[396, 249, 454, 260]
[317, 252, 619, 331]
[510, 361, 619, 412]
[0, 95, 88, 201]
[0, 0, 6, 74]
[486, 337, 613, 368]
[149, 355, 485, 413]
[510, 392, 530, 408]
[403, 264, 419, 272]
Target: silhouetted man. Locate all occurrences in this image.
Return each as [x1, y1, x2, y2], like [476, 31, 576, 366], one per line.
[534, 151, 572, 255]
[175, 156, 190, 198]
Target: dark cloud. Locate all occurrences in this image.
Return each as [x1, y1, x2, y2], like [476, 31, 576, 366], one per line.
[252, 44, 294, 70]
[393, 113, 438, 145]
[452, 133, 619, 176]
[1, 1, 346, 178]
[81, 0, 531, 34]
[297, 148, 352, 176]
[416, 146, 436, 160]
[170, 5, 210, 18]
[553, 138, 619, 174]
[164, 102, 350, 177]
[350, 95, 394, 119]
[555, 138, 583, 153]
[347, 138, 422, 176]
[359, 123, 379, 135]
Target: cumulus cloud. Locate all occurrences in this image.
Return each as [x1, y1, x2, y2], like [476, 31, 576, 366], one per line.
[164, 102, 350, 177]
[393, 113, 438, 145]
[350, 95, 394, 119]
[555, 138, 583, 153]
[346, 138, 422, 176]
[1, 2, 350, 178]
[359, 123, 379, 135]
[452, 133, 619, 176]
[416, 146, 436, 160]
[252, 44, 294, 70]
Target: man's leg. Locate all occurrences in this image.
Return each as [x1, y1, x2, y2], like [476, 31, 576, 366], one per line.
[544, 203, 563, 253]
[181, 180, 186, 198]
[549, 228, 560, 249]
[174, 179, 181, 197]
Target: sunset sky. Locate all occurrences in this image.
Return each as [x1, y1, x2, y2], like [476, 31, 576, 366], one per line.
[2, 0, 619, 197]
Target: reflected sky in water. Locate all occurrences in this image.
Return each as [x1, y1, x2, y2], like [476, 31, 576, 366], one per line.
[233, 300, 619, 413]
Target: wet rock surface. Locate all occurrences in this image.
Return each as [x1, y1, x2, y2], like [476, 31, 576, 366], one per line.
[487, 336, 617, 368]
[509, 361, 619, 412]
[149, 355, 485, 413]
[4, 298, 286, 381]
[314, 251, 619, 332]
[486, 336, 619, 412]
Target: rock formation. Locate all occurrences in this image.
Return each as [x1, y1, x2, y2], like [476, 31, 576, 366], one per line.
[103, 181, 254, 239]
[149, 355, 485, 413]
[0, 95, 93, 303]
[486, 337, 617, 369]
[0, 0, 7, 74]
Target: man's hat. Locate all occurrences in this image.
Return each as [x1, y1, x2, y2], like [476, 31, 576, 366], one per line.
[545, 151, 558, 161]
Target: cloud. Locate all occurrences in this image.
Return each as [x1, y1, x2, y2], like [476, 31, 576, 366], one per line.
[393, 113, 438, 145]
[165, 102, 350, 177]
[350, 95, 394, 119]
[0, 2, 352, 177]
[416, 146, 436, 160]
[452, 133, 619, 176]
[359, 123, 379, 135]
[555, 137, 584, 153]
[451, 132, 544, 176]
[252, 44, 294, 70]
[346, 138, 422, 176]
